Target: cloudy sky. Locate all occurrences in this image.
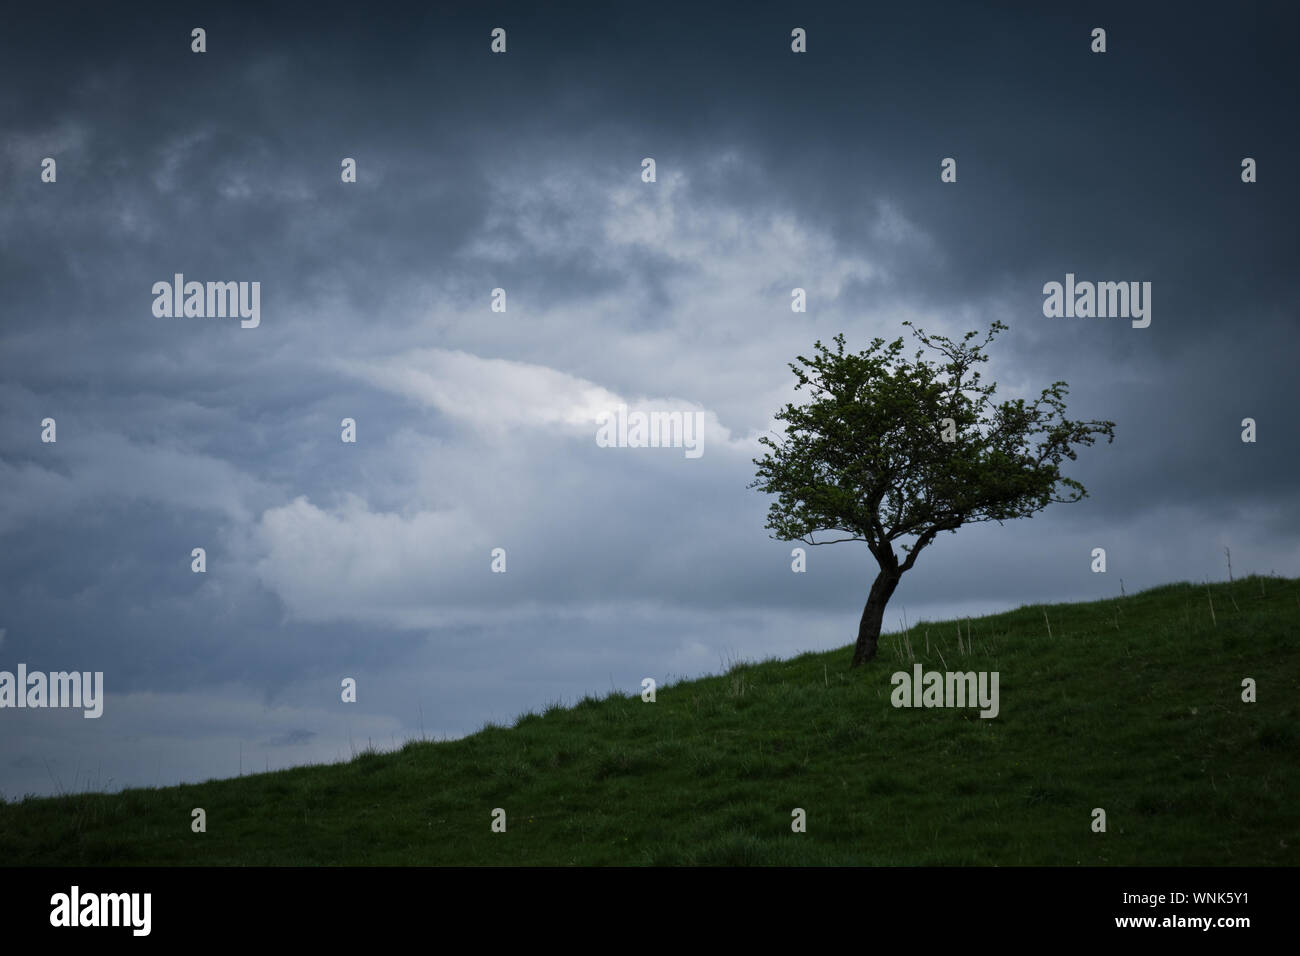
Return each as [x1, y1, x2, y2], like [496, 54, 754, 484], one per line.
[1, 2, 1296, 798]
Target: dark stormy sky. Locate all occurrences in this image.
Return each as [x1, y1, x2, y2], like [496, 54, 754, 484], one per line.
[1, 2, 1296, 797]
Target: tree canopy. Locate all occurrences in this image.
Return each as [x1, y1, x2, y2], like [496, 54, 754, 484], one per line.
[751, 321, 1116, 665]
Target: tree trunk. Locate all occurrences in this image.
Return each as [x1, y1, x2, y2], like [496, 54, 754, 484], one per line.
[851, 569, 902, 666]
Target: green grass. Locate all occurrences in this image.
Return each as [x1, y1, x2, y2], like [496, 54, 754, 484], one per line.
[2, 575, 1297, 865]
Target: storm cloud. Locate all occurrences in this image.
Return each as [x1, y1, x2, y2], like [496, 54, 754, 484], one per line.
[1, 1, 1296, 797]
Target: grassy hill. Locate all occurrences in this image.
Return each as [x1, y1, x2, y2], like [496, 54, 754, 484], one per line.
[2, 575, 1297, 866]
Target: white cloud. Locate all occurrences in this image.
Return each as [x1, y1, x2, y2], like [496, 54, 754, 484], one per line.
[0, 430, 273, 533]
[340, 349, 622, 430]
[335, 347, 746, 452]
[252, 493, 487, 625]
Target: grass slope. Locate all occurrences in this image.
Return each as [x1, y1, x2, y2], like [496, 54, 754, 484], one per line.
[2, 576, 1297, 866]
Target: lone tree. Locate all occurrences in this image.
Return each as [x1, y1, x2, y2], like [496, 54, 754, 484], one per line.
[751, 322, 1115, 667]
